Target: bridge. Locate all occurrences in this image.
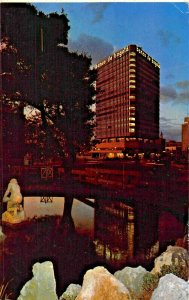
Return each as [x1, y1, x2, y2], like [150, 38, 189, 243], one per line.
[1, 161, 188, 221]
[19, 173, 187, 223]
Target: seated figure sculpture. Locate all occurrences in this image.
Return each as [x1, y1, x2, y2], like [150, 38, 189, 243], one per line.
[2, 178, 25, 224]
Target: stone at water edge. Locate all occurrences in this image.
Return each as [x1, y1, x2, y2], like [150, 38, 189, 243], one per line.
[151, 245, 189, 279]
[59, 284, 81, 300]
[17, 261, 58, 300]
[114, 265, 150, 296]
[151, 273, 189, 300]
[76, 266, 131, 300]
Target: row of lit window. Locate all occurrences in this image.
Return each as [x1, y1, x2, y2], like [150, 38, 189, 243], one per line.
[97, 114, 131, 122]
[97, 116, 131, 122]
[98, 76, 130, 86]
[129, 69, 136, 74]
[98, 60, 131, 74]
[98, 62, 132, 75]
[100, 79, 130, 87]
[98, 66, 137, 81]
[98, 59, 136, 72]
[97, 113, 130, 121]
[129, 58, 136, 62]
[98, 71, 131, 81]
[97, 103, 135, 112]
[97, 99, 128, 106]
[97, 92, 128, 102]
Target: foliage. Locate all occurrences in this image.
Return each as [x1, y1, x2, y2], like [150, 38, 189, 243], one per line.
[141, 273, 159, 293]
[140, 263, 188, 299]
[159, 264, 188, 281]
[1, 3, 96, 170]
[0, 280, 12, 300]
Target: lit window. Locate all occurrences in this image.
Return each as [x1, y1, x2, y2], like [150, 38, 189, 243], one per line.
[130, 52, 136, 56]
[129, 128, 135, 132]
[129, 64, 136, 67]
[129, 117, 135, 121]
[129, 85, 136, 88]
[129, 58, 136, 62]
[129, 69, 136, 72]
[129, 95, 135, 99]
[129, 80, 136, 83]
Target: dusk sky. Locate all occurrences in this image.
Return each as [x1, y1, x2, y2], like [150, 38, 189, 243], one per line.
[34, 2, 189, 142]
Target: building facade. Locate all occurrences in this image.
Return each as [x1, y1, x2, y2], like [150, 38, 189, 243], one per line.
[95, 45, 162, 155]
[182, 117, 189, 152]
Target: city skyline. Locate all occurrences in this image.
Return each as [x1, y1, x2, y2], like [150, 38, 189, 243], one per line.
[33, 2, 189, 141]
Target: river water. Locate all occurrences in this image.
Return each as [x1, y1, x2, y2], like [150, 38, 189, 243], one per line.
[0, 196, 185, 299]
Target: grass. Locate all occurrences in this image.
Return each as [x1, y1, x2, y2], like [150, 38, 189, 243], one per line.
[0, 280, 12, 300]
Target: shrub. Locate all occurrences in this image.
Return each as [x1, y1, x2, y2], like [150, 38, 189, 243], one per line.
[141, 273, 159, 293]
[0, 280, 12, 300]
[159, 264, 188, 281]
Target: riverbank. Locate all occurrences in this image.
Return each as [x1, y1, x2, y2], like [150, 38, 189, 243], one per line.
[15, 243, 189, 300]
[0, 208, 187, 300]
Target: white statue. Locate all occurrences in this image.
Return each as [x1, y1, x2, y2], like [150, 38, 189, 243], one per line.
[0, 225, 6, 242]
[2, 178, 25, 224]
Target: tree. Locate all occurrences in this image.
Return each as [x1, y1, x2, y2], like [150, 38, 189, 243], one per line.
[1, 3, 96, 180]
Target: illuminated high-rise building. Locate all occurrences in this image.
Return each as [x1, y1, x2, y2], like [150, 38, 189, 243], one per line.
[95, 45, 161, 152]
[182, 116, 189, 152]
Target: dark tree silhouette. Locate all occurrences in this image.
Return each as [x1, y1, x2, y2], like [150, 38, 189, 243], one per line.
[1, 3, 96, 179]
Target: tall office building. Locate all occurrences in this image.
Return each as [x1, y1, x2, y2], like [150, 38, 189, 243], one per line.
[182, 117, 189, 152]
[95, 45, 161, 152]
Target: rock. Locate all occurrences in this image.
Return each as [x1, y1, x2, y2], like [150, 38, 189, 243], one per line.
[151, 273, 189, 300]
[59, 284, 81, 300]
[76, 266, 131, 300]
[151, 246, 188, 280]
[114, 265, 150, 297]
[17, 261, 58, 300]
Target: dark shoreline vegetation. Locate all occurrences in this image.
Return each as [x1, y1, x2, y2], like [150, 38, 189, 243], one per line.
[1, 199, 186, 300]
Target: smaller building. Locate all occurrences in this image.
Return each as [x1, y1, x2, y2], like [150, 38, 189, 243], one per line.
[165, 140, 182, 153]
[182, 117, 189, 153]
[91, 136, 165, 159]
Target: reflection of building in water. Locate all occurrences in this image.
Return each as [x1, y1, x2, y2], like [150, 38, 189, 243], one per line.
[134, 200, 159, 257]
[94, 199, 162, 268]
[145, 241, 159, 260]
[94, 201, 135, 267]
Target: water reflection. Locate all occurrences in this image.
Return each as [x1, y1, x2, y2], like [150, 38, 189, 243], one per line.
[0, 195, 184, 299]
[23, 195, 185, 269]
[94, 200, 135, 269]
[72, 199, 94, 239]
[24, 196, 94, 238]
[24, 196, 64, 218]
